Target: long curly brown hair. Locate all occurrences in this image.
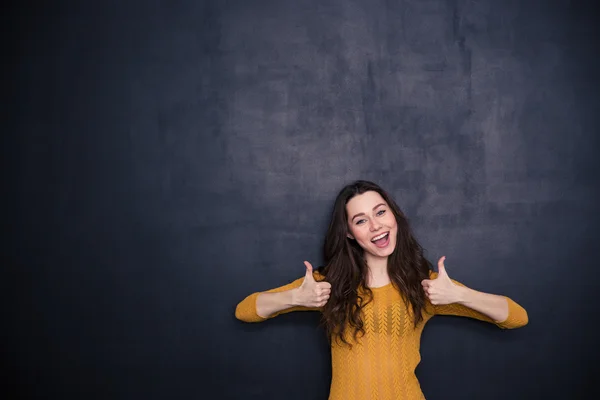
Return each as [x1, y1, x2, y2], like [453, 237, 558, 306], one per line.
[318, 180, 432, 346]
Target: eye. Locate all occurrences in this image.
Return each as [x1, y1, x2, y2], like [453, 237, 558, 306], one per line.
[377, 209, 386, 216]
[355, 219, 366, 225]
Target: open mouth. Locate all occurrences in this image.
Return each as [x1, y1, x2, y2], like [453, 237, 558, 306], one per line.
[371, 232, 390, 248]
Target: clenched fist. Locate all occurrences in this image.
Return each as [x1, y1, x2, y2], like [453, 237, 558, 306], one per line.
[293, 261, 332, 308]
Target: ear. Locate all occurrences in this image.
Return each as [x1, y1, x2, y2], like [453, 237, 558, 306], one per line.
[347, 233, 354, 240]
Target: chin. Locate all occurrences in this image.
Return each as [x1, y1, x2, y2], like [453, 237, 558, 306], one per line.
[378, 246, 395, 258]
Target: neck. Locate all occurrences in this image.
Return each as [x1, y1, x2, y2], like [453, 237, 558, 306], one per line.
[364, 253, 389, 286]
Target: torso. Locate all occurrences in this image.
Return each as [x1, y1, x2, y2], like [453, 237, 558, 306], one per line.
[328, 283, 431, 400]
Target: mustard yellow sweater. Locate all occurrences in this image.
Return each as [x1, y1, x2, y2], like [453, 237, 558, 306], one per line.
[235, 271, 528, 400]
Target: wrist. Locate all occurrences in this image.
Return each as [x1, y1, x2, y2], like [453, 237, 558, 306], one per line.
[455, 286, 473, 305]
[289, 288, 300, 307]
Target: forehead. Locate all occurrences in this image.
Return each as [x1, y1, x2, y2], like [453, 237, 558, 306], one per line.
[346, 191, 387, 216]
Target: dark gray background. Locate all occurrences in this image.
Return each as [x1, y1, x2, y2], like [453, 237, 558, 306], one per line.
[5, 0, 599, 399]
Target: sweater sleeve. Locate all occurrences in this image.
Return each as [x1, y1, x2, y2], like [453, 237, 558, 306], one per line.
[427, 272, 529, 329]
[234, 272, 324, 323]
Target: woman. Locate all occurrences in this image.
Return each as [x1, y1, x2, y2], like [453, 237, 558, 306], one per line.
[235, 180, 528, 400]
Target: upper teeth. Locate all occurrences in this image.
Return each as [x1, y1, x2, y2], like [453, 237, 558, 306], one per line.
[372, 232, 388, 241]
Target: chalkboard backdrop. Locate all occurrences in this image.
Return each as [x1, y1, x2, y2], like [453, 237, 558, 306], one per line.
[5, 0, 599, 399]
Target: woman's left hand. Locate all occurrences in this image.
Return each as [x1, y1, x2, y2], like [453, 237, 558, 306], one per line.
[421, 256, 462, 305]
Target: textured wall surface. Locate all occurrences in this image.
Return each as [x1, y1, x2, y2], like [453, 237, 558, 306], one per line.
[5, 0, 599, 399]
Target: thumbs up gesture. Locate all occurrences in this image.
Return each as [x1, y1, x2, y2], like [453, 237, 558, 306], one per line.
[292, 261, 332, 308]
[421, 256, 460, 305]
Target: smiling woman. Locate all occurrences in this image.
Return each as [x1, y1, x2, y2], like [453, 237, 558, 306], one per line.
[346, 193, 398, 260]
[235, 180, 528, 400]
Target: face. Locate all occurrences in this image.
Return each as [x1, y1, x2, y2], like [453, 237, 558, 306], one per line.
[346, 191, 398, 259]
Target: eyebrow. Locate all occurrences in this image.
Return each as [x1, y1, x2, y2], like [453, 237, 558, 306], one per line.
[351, 203, 386, 221]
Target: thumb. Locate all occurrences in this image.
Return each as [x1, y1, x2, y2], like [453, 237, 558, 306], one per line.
[304, 261, 315, 282]
[438, 256, 449, 278]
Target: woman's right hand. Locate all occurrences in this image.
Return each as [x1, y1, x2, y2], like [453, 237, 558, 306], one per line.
[293, 261, 332, 307]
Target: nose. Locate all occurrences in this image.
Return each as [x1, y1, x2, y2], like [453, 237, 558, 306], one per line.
[369, 219, 382, 232]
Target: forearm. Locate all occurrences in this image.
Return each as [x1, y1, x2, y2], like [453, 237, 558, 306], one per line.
[256, 289, 297, 318]
[456, 286, 509, 322]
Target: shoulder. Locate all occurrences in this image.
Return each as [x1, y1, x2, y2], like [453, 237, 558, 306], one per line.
[311, 265, 328, 282]
[313, 270, 327, 282]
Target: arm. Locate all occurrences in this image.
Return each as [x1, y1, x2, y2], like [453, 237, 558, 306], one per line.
[422, 258, 528, 329]
[455, 285, 509, 322]
[234, 278, 306, 322]
[255, 290, 298, 319]
[235, 262, 331, 322]
[430, 280, 529, 329]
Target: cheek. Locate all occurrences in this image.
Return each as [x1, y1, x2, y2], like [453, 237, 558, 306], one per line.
[351, 227, 370, 244]
[386, 219, 398, 241]
[348, 226, 359, 240]
[386, 216, 398, 229]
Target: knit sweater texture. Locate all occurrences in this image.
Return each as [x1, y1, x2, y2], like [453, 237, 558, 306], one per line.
[235, 271, 528, 400]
